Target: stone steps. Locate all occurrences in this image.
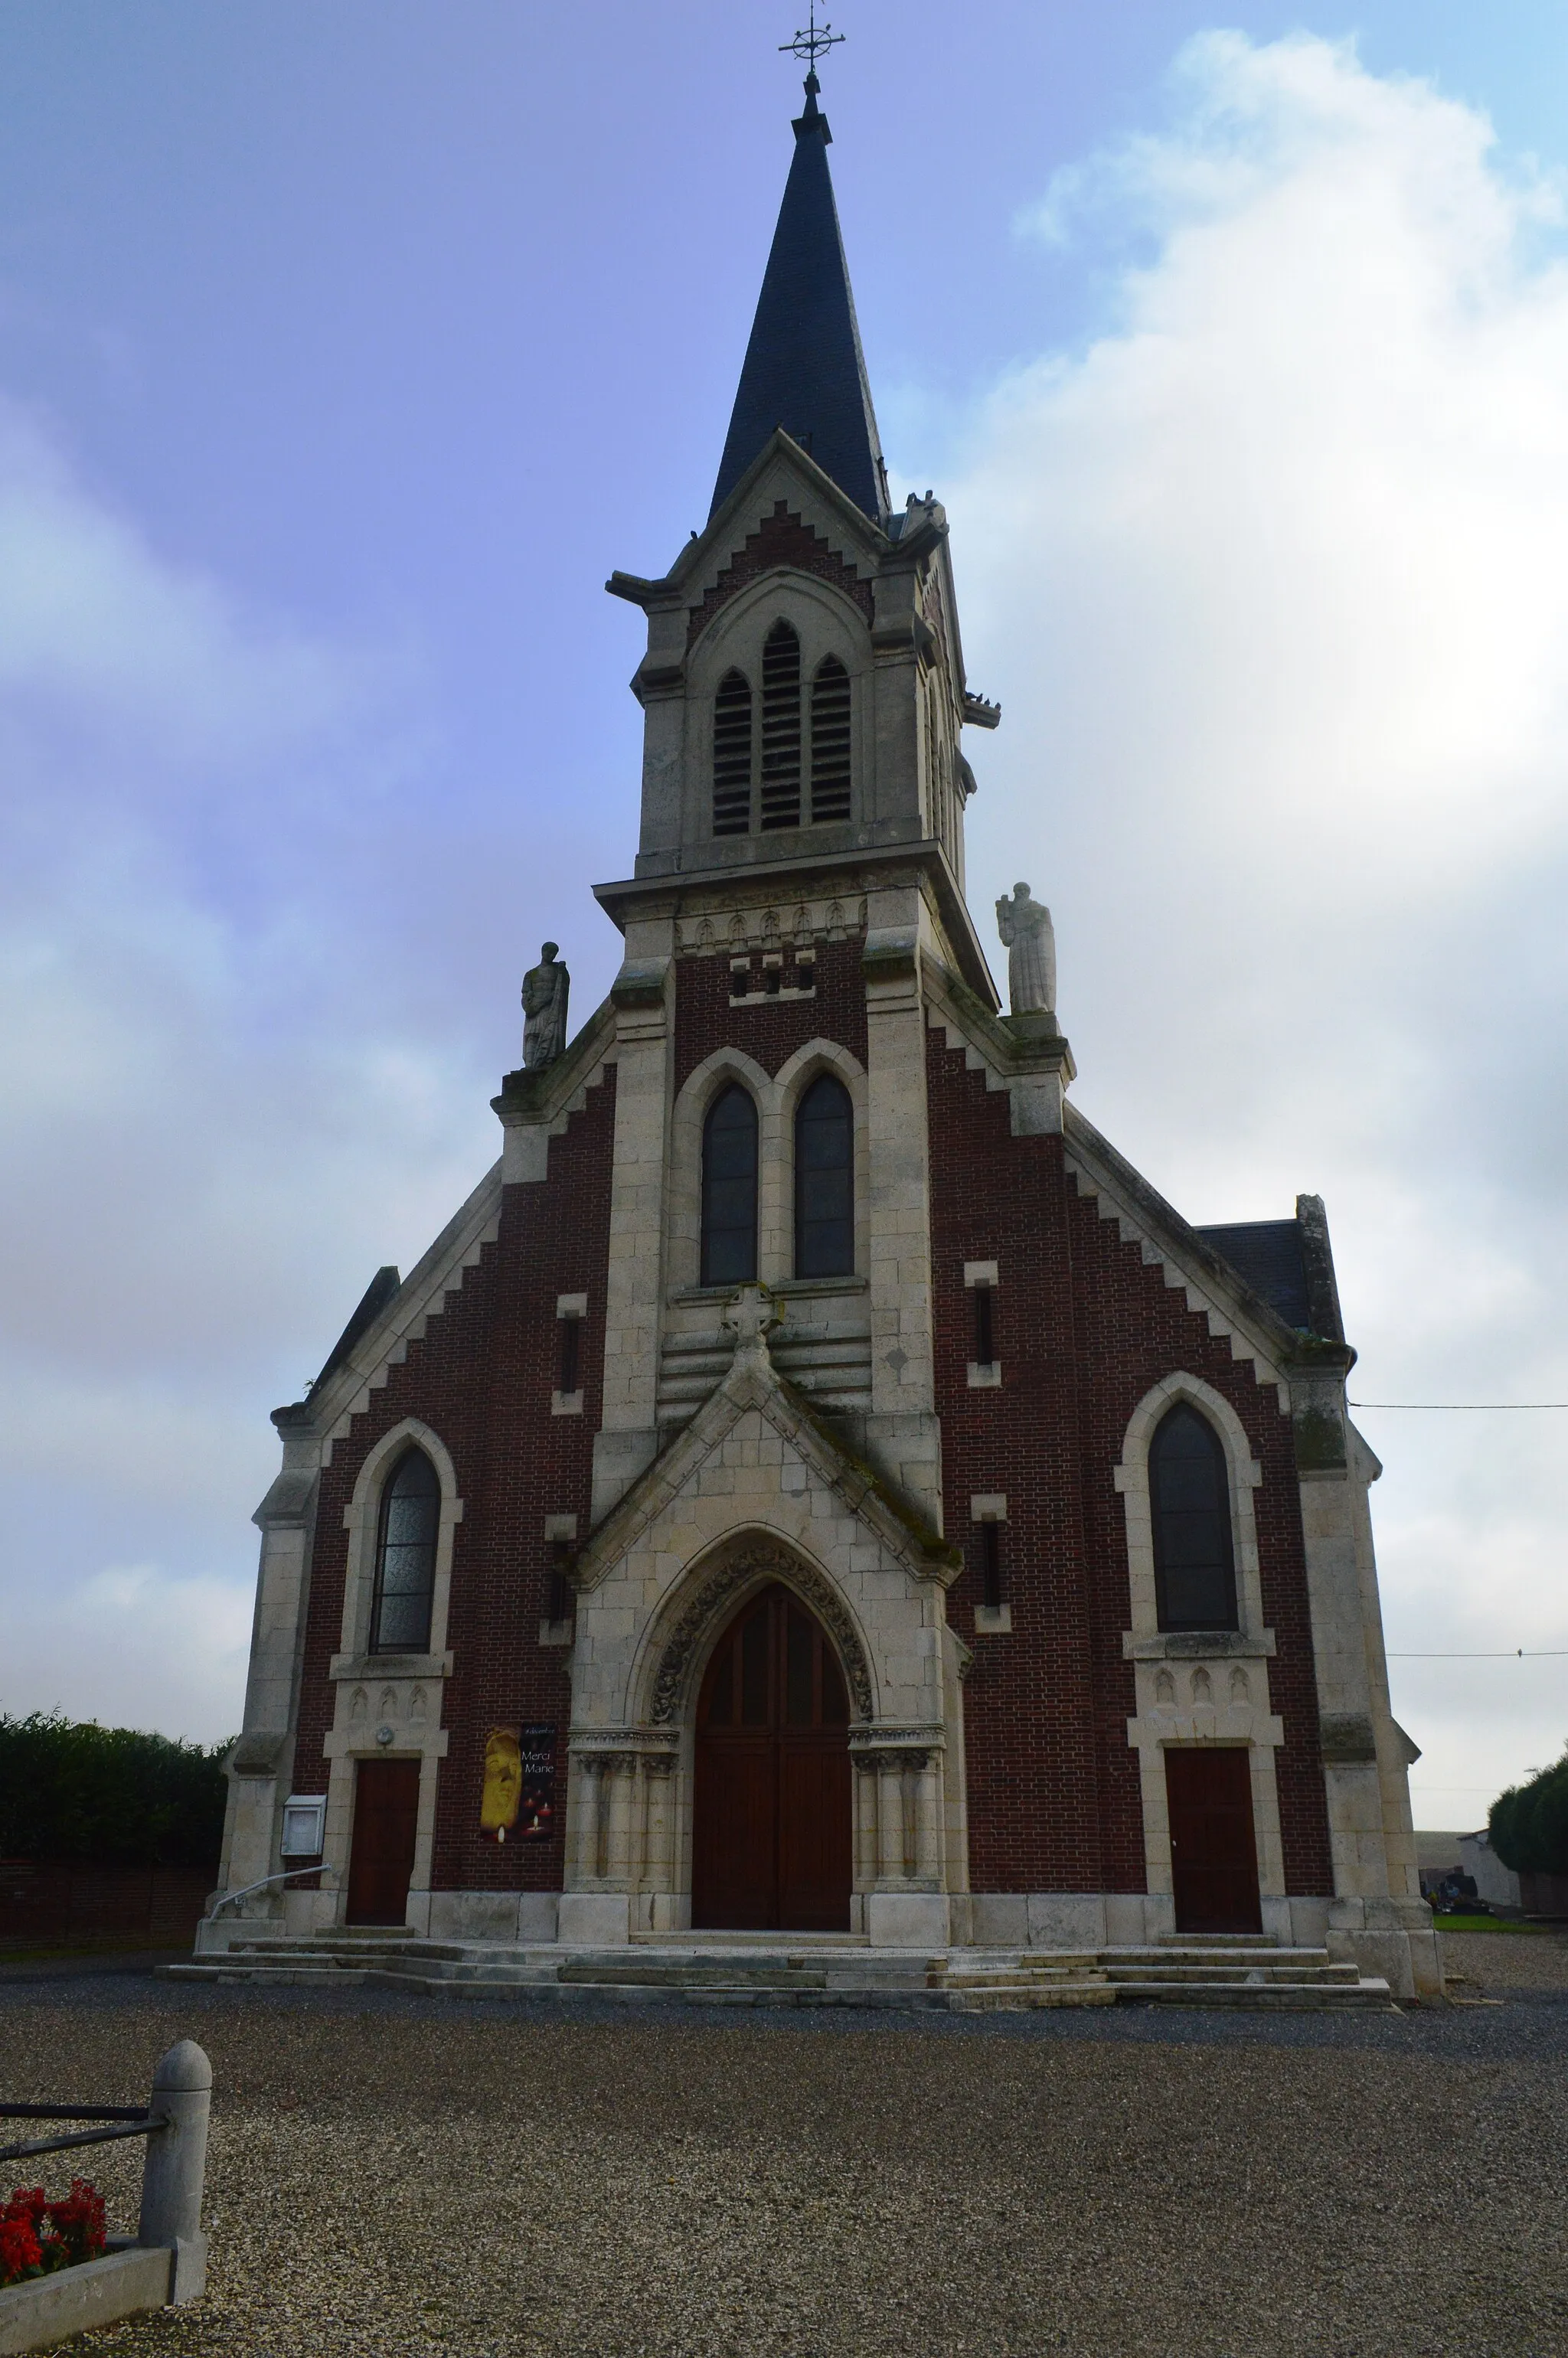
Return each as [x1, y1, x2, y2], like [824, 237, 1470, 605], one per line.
[164, 1933, 1396, 2010]
[1100, 1946, 1361, 1986]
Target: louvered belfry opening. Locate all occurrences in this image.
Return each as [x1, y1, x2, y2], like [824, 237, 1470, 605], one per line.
[760, 619, 803, 829]
[810, 655, 851, 822]
[712, 667, 753, 835]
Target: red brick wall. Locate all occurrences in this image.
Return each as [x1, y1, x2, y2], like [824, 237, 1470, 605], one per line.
[292, 1065, 617, 1896]
[673, 936, 868, 1091]
[927, 1033, 1334, 1898]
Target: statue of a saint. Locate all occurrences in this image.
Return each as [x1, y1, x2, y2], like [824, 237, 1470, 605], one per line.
[521, 942, 570, 1070]
[995, 883, 1056, 1017]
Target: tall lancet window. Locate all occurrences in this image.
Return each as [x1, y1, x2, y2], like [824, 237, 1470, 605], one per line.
[1150, 1405, 1239, 1632]
[760, 620, 802, 829]
[810, 656, 852, 822]
[794, 1074, 854, 1279]
[701, 1085, 759, 1285]
[713, 668, 753, 836]
[371, 1447, 441, 1652]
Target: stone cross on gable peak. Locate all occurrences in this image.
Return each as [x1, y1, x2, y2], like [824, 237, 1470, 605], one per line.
[724, 1285, 780, 1360]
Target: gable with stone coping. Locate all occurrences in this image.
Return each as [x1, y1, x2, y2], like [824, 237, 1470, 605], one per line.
[297, 1034, 619, 1462]
[574, 1330, 959, 1597]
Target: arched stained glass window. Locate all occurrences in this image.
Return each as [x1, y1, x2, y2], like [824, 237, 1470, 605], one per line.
[712, 668, 753, 836]
[794, 1073, 854, 1279]
[701, 1084, 759, 1286]
[1150, 1405, 1239, 1632]
[371, 1447, 441, 1653]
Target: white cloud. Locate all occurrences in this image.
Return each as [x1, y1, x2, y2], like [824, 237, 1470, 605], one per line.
[0, 399, 352, 760]
[952, 30, 1568, 1818]
[0, 400, 492, 1743]
[0, 1563, 255, 1746]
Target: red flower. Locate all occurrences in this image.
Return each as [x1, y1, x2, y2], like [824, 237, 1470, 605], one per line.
[44, 2182, 107, 2267]
[0, 2211, 43, 2287]
[0, 2180, 108, 2285]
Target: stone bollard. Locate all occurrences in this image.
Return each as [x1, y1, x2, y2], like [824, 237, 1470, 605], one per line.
[137, 2039, 211, 2304]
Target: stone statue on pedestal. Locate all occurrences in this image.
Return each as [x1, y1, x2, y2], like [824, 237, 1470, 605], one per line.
[995, 883, 1056, 1017]
[521, 942, 570, 1070]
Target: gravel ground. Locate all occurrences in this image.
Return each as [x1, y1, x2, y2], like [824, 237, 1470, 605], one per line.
[2, 1973, 1563, 2358]
[1442, 1927, 1568, 1992]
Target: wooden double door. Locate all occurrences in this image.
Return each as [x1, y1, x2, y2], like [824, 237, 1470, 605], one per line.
[1165, 1747, 1263, 1935]
[691, 1584, 853, 1931]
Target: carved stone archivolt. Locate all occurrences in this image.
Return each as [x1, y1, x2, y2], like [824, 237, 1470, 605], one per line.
[648, 1543, 873, 1724]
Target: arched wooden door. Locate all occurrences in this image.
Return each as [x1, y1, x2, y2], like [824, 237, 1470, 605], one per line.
[691, 1582, 852, 1931]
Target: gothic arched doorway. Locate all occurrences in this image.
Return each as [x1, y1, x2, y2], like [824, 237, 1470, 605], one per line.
[691, 1582, 852, 1930]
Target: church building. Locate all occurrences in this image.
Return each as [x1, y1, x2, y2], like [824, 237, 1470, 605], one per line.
[203, 60, 1440, 2004]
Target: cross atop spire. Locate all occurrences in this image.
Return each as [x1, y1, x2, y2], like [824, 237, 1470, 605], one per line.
[779, 4, 844, 80]
[709, 17, 889, 524]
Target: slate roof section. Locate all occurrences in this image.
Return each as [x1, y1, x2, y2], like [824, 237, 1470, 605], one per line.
[1196, 1221, 1312, 1333]
[309, 1263, 402, 1393]
[710, 82, 890, 525]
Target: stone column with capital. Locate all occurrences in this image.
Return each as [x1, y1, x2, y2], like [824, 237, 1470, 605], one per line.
[853, 1755, 880, 1896]
[641, 1750, 677, 1898]
[911, 1753, 942, 1888]
[876, 1759, 907, 1886]
[603, 1753, 640, 1887]
[570, 1752, 605, 1888]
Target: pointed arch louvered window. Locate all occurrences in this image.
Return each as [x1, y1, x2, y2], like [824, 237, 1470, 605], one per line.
[713, 668, 753, 836]
[760, 620, 802, 830]
[810, 656, 852, 823]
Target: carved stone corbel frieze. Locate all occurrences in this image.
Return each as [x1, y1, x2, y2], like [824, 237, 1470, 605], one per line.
[849, 1727, 944, 1765]
[647, 1543, 874, 1724]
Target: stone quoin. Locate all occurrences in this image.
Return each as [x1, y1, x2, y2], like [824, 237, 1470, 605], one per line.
[204, 51, 1439, 2004]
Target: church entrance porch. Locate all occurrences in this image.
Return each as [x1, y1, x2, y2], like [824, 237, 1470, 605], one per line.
[692, 1583, 852, 1931]
[1165, 1748, 1263, 1935]
[345, 1758, 420, 1926]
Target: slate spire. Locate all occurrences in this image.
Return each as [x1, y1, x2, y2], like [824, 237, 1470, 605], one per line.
[710, 73, 890, 524]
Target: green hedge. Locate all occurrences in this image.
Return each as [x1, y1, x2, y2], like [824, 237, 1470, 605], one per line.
[1489, 1743, 1568, 1876]
[0, 1713, 232, 1870]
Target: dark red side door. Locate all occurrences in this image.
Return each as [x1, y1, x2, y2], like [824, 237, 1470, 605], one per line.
[1165, 1747, 1263, 1935]
[346, 1758, 421, 1926]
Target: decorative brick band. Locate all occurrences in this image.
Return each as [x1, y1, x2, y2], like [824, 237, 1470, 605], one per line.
[687, 501, 874, 647]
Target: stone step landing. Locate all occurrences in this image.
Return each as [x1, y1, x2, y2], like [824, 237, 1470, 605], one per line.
[164, 1933, 1395, 2011]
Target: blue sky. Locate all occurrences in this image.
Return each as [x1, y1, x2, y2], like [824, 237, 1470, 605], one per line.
[2, 2, 1566, 1830]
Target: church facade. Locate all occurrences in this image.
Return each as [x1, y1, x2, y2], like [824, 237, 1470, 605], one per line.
[209, 73, 1439, 2001]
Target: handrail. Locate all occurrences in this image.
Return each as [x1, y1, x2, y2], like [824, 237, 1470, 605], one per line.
[211, 1863, 338, 1919]
[0, 2113, 167, 2167]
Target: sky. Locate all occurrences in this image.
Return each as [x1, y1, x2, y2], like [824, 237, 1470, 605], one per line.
[1, 1, 1565, 1832]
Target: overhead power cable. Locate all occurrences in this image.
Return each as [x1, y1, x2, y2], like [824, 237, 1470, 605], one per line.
[1386, 1649, 1567, 1658]
[1350, 1399, 1568, 1410]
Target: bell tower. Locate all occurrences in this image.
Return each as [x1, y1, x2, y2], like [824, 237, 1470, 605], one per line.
[585, 36, 1030, 1537]
[601, 59, 1001, 994]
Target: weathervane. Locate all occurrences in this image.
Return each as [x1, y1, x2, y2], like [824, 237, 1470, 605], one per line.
[779, 2, 844, 77]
